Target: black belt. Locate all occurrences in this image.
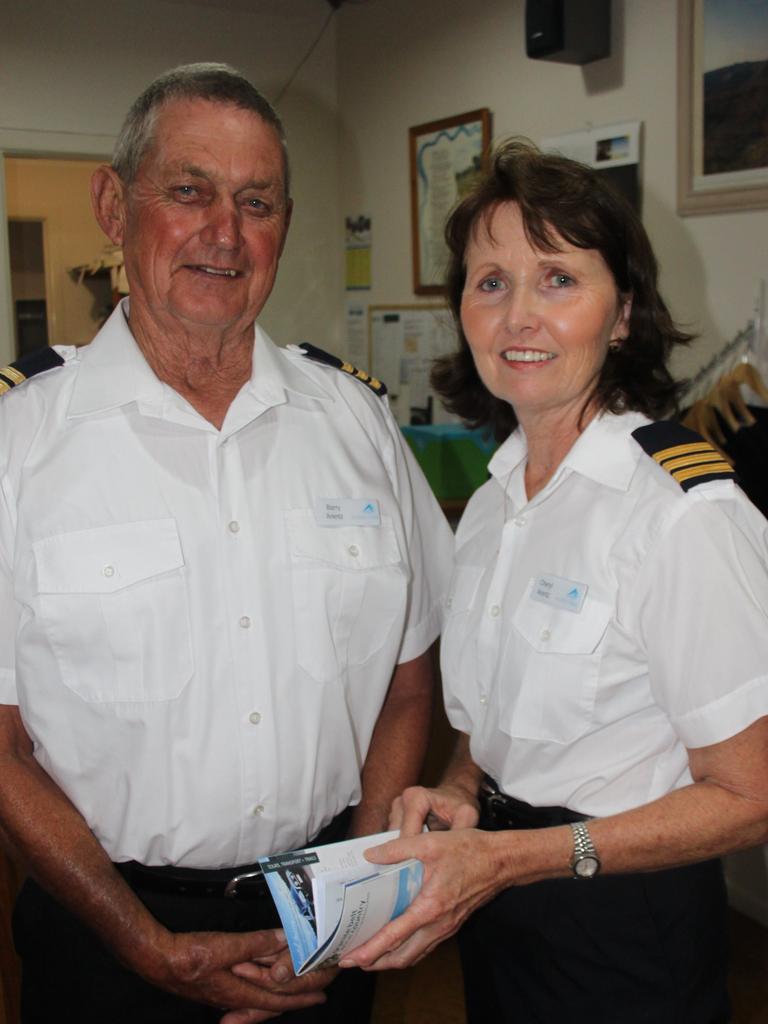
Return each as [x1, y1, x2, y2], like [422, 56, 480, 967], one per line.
[478, 775, 588, 830]
[115, 807, 352, 901]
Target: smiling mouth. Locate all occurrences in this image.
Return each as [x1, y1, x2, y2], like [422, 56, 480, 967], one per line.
[502, 350, 555, 363]
[190, 265, 241, 278]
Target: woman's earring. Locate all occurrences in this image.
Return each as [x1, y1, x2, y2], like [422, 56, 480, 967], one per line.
[608, 339, 622, 352]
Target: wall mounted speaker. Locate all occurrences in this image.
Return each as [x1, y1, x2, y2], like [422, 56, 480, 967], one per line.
[526, 0, 611, 65]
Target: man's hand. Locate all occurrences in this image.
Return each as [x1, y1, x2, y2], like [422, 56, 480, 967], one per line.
[219, 950, 339, 1023]
[141, 928, 329, 1018]
[389, 783, 480, 835]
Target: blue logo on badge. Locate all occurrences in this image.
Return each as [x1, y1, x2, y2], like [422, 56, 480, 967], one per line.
[362, 503, 376, 514]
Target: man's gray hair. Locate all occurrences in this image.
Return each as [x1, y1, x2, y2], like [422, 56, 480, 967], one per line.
[112, 62, 290, 195]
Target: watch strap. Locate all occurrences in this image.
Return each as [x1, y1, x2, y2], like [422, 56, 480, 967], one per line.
[569, 820, 600, 878]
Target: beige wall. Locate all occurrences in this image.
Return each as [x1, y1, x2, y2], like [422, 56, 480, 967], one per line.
[0, 0, 343, 359]
[335, 0, 768, 380]
[5, 158, 111, 347]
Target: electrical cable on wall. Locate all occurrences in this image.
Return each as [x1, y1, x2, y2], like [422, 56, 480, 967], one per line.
[272, 0, 375, 106]
[272, 5, 338, 106]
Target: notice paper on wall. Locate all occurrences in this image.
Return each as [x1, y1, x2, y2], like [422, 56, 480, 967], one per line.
[368, 304, 458, 426]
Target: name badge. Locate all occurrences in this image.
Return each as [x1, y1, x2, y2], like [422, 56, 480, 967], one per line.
[529, 573, 588, 614]
[314, 498, 381, 527]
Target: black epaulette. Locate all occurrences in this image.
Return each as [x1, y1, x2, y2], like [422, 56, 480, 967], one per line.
[0, 347, 65, 396]
[632, 421, 735, 491]
[298, 342, 387, 398]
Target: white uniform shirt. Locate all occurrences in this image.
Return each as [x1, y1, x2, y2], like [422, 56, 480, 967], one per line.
[443, 410, 768, 817]
[0, 302, 452, 866]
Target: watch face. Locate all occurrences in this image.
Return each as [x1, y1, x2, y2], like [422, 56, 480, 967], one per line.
[574, 855, 600, 878]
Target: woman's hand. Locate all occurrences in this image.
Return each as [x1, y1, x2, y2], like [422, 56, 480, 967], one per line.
[390, 782, 481, 835]
[339, 827, 501, 971]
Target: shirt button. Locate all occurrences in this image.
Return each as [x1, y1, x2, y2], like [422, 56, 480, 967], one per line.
[489, 604, 501, 617]
[540, 629, 551, 642]
[252, 805, 265, 817]
[239, 616, 252, 629]
[479, 694, 488, 705]
[228, 520, 240, 534]
[446, 596, 453, 610]
[348, 544, 360, 557]
[103, 565, 115, 578]
[514, 516, 526, 527]
[248, 711, 262, 725]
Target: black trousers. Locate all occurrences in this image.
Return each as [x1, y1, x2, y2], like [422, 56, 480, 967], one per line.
[458, 849, 730, 1024]
[13, 814, 375, 1024]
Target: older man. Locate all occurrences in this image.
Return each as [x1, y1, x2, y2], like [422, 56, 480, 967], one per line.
[0, 64, 451, 1023]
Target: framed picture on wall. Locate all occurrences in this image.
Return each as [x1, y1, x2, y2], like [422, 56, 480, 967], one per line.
[677, 0, 768, 215]
[409, 109, 491, 294]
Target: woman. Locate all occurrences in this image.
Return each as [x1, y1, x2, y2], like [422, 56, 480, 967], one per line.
[341, 140, 768, 1022]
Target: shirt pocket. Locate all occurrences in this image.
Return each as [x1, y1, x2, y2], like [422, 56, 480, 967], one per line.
[285, 510, 406, 683]
[33, 519, 193, 703]
[501, 587, 613, 744]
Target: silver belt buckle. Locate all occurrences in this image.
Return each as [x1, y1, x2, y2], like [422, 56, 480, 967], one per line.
[224, 868, 263, 899]
[479, 779, 509, 817]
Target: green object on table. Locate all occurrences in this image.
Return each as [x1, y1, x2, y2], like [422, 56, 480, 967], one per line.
[401, 424, 497, 501]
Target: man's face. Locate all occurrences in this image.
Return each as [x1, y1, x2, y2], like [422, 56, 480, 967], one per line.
[116, 97, 291, 335]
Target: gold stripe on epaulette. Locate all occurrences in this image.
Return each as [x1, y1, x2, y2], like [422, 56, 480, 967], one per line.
[0, 380, 11, 396]
[652, 441, 714, 464]
[341, 361, 355, 374]
[663, 452, 730, 473]
[0, 365, 26, 386]
[672, 462, 734, 485]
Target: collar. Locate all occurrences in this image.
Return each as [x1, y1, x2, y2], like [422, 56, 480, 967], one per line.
[67, 298, 333, 419]
[488, 410, 650, 493]
[67, 300, 163, 417]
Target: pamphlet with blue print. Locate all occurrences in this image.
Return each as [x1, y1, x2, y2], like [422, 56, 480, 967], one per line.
[258, 830, 423, 975]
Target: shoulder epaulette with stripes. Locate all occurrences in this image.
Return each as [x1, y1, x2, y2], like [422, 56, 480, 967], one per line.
[0, 347, 65, 396]
[298, 342, 387, 398]
[632, 420, 735, 491]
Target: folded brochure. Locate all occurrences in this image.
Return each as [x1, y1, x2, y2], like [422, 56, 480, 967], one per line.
[258, 830, 423, 975]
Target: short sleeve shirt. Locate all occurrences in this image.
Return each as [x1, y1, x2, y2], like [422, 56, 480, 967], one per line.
[442, 411, 768, 817]
[0, 302, 453, 865]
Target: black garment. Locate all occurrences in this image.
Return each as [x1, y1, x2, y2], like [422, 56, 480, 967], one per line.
[677, 405, 768, 518]
[718, 405, 768, 519]
[14, 878, 375, 1023]
[12, 811, 375, 1024]
[458, 795, 731, 1024]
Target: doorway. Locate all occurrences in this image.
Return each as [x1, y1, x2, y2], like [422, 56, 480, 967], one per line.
[4, 156, 113, 358]
[8, 218, 48, 357]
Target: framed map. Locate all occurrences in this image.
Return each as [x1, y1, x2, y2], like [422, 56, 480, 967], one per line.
[409, 109, 491, 294]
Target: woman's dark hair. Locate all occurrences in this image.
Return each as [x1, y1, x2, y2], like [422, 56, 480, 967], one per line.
[432, 138, 692, 439]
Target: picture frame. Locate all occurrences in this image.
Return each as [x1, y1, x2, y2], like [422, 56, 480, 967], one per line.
[409, 109, 491, 294]
[677, 0, 768, 215]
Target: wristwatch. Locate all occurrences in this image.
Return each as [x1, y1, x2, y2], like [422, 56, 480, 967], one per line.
[569, 821, 601, 879]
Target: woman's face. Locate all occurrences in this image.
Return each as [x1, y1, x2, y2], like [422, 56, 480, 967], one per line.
[460, 202, 631, 431]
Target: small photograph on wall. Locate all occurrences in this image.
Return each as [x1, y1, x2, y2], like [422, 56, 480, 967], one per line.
[541, 121, 642, 213]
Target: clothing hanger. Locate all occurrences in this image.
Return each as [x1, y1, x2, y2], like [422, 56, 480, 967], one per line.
[722, 361, 768, 404]
[681, 398, 732, 458]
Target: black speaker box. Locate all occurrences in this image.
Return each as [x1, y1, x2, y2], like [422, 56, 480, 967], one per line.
[526, 0, 611, 65]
